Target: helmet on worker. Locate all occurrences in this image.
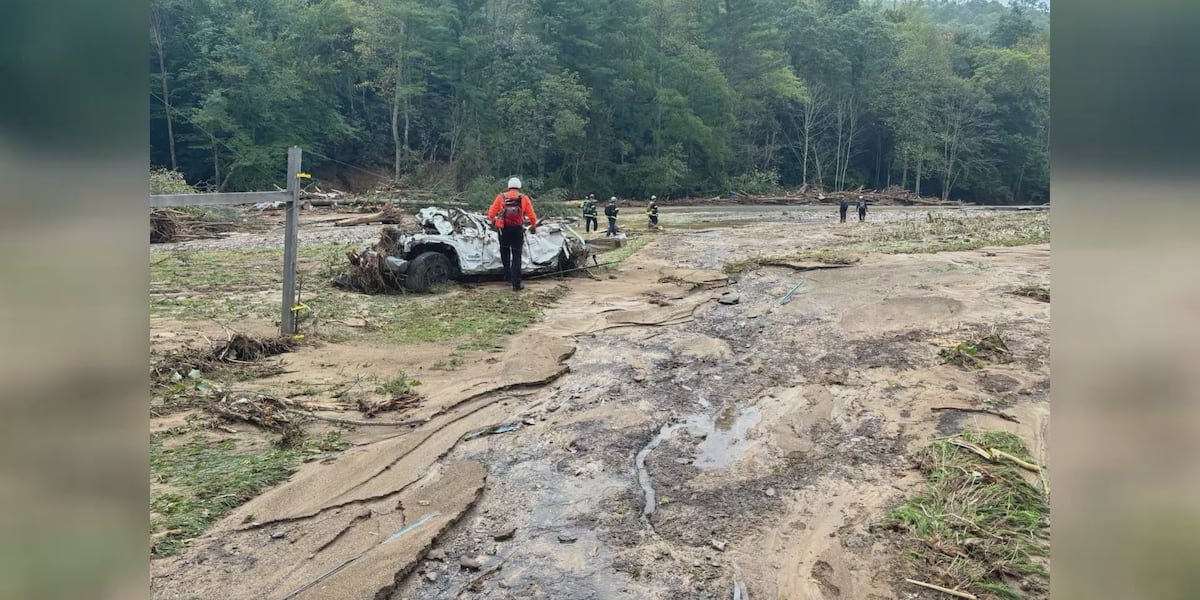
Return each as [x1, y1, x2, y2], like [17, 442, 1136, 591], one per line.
[508, 177, 522, 189]
[610, 196, 616, 201]
[651, 195, 657, 200]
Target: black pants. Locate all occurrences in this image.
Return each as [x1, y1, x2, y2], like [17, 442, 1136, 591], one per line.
[584, 216, 597, 232]
[606, 218, 617, 236]
[500, 227, 524, 289]
[839, 209, 847, 223]
[858, 209, 866, 221]
[649, 215, 658, 226]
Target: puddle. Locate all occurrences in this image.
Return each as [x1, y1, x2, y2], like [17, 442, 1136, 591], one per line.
[696, 406, 761, 469]
[636, 405, 763, 523]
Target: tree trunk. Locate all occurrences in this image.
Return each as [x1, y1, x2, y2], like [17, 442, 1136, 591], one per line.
[150, 6, 177, 171]
[391, 21, 408, 182]
[211, 138, 220, 190]
[914, 154, 922, 199]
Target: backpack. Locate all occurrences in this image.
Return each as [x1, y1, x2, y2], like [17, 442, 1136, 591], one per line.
[502, 193, 525, 228]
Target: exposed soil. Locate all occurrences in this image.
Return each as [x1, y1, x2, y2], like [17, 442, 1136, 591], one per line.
[150, 209, 1049, 600]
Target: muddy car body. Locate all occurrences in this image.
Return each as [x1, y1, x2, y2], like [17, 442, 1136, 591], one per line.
[339, 207, 591, 292]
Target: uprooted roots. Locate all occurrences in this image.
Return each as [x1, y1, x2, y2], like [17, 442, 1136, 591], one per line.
[357, 393, 421, 418]
[150, 208, 238, 243]
[205, 394, 298, 432]
[153, 334, 298, 383]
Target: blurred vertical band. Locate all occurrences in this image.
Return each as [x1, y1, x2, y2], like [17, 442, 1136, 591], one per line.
[0, 0, 149, 598]
[1053, 0, 1200, 598]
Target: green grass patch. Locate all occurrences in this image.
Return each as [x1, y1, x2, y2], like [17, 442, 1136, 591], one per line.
[601, 235, 651, 266]
[889, 430, 1048, 597]
[376, 373, 421, 397]
[150, 431, 348, 557]
[367, 284, 570, 351]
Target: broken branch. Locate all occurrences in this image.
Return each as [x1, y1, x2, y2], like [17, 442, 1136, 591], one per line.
[904, 579, 977, 599]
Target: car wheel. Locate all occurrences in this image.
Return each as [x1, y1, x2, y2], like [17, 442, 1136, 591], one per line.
[405, 251, 453, 293]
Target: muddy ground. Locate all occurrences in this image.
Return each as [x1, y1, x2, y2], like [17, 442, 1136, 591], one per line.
[150, 206, 1049, 600]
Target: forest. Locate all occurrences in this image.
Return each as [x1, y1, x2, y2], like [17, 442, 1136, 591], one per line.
[149, 0, 1049, 204]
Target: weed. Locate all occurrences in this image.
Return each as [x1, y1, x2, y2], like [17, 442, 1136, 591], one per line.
[432, 352, 465, 371]
[1011, 284, 1050, 303]
[930, 263, 959, 273]
[888, 430, 1048, 596]
[940, 327, 1011, 369]
[150, 431, 348, 556]
[376, 373, 421, 397]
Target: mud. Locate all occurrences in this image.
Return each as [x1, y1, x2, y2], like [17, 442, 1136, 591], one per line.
[151, 209, 1049, 600]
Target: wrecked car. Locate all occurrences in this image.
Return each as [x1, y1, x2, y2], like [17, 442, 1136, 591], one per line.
[334, 207, 591, 293]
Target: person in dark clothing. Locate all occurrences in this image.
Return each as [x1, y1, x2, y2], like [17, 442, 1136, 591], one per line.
[604, 197, 620, 237]
[582, 193, 598, 232]
[838, 196, 848, 223]
[647, 196, 659, 227]
[487, 177, 539, 291]
[857, 196, 867, 222]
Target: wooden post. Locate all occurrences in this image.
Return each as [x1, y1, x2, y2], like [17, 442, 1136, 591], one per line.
[281, 146, 301, 336]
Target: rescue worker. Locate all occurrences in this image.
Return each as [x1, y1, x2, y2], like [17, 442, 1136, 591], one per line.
[838, 196, 848, 223]
[582, 193, 599, 233]
[604, 197, 620, 237]
[857, 195, 868, 222]
[487, 177, 539, 291]
[647, 196, 659, 227]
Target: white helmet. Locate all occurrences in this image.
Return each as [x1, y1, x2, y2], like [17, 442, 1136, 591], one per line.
[610, 196, 617, 201]
[508, 177, 522, 189]
[651, 195, 657, 200]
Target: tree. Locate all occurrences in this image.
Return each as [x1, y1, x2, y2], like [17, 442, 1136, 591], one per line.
[934, 78, 996, 203]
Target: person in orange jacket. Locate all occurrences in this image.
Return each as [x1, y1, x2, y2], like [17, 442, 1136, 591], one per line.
[487, 177, 539, 291]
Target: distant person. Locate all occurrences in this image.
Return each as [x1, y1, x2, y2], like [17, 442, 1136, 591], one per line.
[582, 193, 598, 233]
[604, 197, 620, 237]
[487, 177, 539, 291]
[838, 196, 849, 223]
[857, 195, 868, 222]
[647, 196, 659, 227]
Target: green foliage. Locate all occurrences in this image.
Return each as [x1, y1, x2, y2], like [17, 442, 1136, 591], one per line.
[150, 432, 348, 556]
[150, 0, 1048, 203]
[150, 169, 198, 195]
[889, 430, 1048, 595]
[729, 169, 781, 196]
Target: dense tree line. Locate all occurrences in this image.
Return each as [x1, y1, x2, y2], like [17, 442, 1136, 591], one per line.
[149, 0, 1048, 203]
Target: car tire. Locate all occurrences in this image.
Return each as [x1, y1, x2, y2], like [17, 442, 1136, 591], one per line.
[405, 251, 453, 293]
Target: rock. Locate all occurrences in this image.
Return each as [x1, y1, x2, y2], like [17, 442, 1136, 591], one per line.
[425, 571, 439, 583]
[674, 458, 692, 465]
[487, 544, 499, 556]
[546, 403, 560, 412]
[633, 372, 646, 383]
[944, 383, 958, 391]
[459, 555, 485, 570]
[269, 530, 285, 540]
[709, 539, 726, 552]
[558, 532, 578, 544]
[493, 526, 517, 541]
[427, 548, 447, 561]
[718, 294, 740, 305]
[692, 560, 702, 568]
[765, 487, 777, 498]
[523, 418, 537, 426]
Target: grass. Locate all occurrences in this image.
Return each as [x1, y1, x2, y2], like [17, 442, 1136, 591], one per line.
[150, 431, 349, 556]
[151, 245, 573, 349]
[723, 248, 860, 274]
[601, 235, 651, 266]
[889, 430, 1048, 597]
[376, 373, 420, 397]
[368, 283, 571, 351]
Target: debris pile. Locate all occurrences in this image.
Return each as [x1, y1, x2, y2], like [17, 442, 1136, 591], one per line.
[206, 394, 297, 431]
[152, 334, 297, 384]
[150, 208, 238, 243]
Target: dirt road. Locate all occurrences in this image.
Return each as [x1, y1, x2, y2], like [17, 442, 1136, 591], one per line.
[151, 210, 1049, 599]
